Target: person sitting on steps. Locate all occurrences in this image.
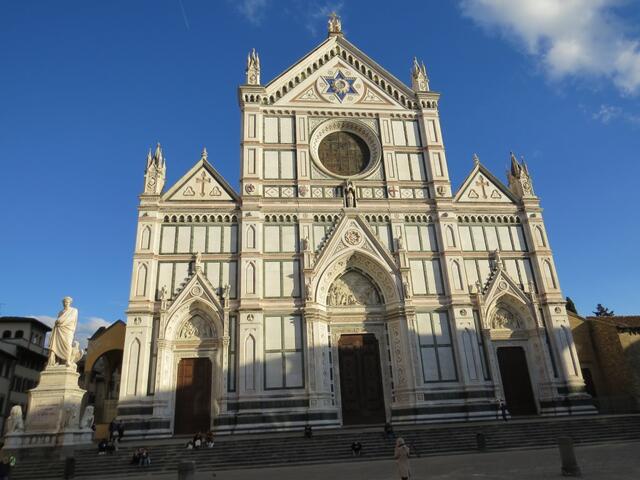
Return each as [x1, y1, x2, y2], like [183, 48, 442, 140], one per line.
[205, 430, 215, 448]
[351, 440, 363, 457]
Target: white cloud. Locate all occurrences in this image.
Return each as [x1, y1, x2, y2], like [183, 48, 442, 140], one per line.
[592, 103, 640, 125]
[460, 0, 640, 94]
[32, 315, 56, 328]
[302, 1, 344, 36]
[75, 316, 111, 348]
[234, 0, 268, 25]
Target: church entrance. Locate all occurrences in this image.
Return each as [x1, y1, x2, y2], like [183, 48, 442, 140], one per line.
[338, 334, 385, 425]
[174, 357, 212, 434]
[497, 346, 537, 416]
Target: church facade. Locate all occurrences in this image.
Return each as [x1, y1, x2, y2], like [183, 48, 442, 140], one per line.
[117, 15, 592, 437]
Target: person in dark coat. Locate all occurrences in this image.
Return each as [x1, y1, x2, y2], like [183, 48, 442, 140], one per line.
[0, 457, 11, 480]
[117, 421, 125, 441]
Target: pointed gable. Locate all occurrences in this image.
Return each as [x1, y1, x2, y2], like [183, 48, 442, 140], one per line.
[454, 163, 517, 204]
[264, 35, 417, 111]
[163, 158, 239, 203]
[312, 213, 398, 275]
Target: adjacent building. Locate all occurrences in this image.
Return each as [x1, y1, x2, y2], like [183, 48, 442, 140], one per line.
[117, 14, 592, 438]
[0, 316, 50, 432]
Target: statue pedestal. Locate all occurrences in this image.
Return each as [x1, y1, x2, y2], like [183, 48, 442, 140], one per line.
[4, 366, 93, 449]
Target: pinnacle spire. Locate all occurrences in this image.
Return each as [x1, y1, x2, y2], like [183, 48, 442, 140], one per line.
[245, 48, 261, 85]
[411, 57, 429, 92]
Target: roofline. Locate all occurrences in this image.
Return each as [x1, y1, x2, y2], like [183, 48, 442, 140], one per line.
[0, 316, 52, 332]
[88, 319, 126, 341]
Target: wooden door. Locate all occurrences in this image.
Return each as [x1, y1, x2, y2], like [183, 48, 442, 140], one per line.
[174, 357, 212, 434]
[338, 334, 385, 425]
[497, 346, 537, 416]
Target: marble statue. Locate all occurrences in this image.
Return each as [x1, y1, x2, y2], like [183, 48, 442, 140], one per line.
[47, 297, 79, 367]
[4, 405, 24, 434]
[328, 12, 342, 34]
[344, 181, 356, 208]
[80, 406, 94, 430]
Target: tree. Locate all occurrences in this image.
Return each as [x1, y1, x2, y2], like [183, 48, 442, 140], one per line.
[593, 304, 615, 317]
[565, 297, 578, 314]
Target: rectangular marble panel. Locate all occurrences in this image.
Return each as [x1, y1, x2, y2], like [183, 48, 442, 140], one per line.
[208, 226, 222, 253]
[264, 151, 279, 179]
[265, 352, 283, 389]
[459, 226, 473, 251]
[206, 262, 221, 289]
[396, 153, 411, 180]
[405, 225, 421, 251]
[406, 121, 421, 146]
[264, 262, 281, 296]
[157, 263, 173, 298]
[410, 153, 426, 180]
[497, 226, 513, 251]
[265, 316, 282, 350]
[264, 117, 279, 143]
[485, 226, 499, 251]
[410, 260, 427, 295]
[192, 226, 206, 254]
[161, 226, 176, 254]
[511, 226, 527, 251]
[391, 120, 407, 146]
[283, 316, 301, 349]
[281, 225, 297, 252]
[471, 226, 486, 251]
[280, 151, 295, 179]
[173, 262, 189, 294]
[177, 226, 191, 253]
[285, 351, 303, 387]
[280, 117, 294, 143]
[264, 225, 280, 252]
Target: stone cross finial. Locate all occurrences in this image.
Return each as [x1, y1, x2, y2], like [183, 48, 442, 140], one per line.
[201, 147, 208, 162]
[473, 153, 480, 166]
[246, 48, 260, 85]
[328, 12, 342, 35]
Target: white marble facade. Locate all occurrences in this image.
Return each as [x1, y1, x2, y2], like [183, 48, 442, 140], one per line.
[117, 16, 592, 438]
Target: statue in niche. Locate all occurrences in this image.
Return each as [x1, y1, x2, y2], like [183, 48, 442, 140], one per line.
[491, 308, 522, 330]
[327, 270, 381, 306]
[47, 297, 79, 367]
[344, 181, 356, 208]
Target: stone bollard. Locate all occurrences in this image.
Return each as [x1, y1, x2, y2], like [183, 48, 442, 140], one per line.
[476, 432, 486, 451]
[63, 456, 76, 479]
[178, 460, 196, 480]
[558, 437, 581, 477]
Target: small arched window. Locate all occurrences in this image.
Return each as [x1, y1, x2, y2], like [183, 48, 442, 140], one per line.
[15, 331, 23, 339]
[2, 331, 11, 339]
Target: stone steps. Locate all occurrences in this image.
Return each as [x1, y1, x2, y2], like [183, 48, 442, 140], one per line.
[8, 415, 640, 479]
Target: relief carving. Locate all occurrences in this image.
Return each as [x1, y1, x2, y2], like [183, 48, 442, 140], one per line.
[491, 308, 522, 330]
[178, 315, 214, 339]
[327, 270, 381, 306]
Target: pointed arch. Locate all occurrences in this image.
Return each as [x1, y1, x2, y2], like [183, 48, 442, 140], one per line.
[535, 226, 546, 247]
[135, 264, 148, 297]
[543, 260, 557, 289]
[245, 262, 256, 294]
[126, 338, 141, 396]
[446, 225, 456, 248]
[140, 226, 151, 250]
[246, 225, 256, 249]
[451, 260, 463, 291]
[244, 334, 256, 391]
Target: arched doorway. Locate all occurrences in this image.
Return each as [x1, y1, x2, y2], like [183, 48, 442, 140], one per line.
[174, 357, 212, 434]
[169, 312, 219, 435]
[327, 268, 387, 425]
[490, 304, 539, 416]
[497, 346, 537, 415]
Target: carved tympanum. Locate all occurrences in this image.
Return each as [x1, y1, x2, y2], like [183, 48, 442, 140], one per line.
[178, 315, 214, 339]
[327, 270, 381, 306]
[491, 308, 522, 330]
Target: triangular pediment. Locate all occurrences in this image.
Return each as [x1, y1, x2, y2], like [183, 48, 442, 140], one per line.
[166, 267, 224, 318]
[482, 265, 530, 309]
[163, 159, 239, 203]
[312, 213, 398, 275]
[454, 163, 517, 204]
[265, 36, 416, 111]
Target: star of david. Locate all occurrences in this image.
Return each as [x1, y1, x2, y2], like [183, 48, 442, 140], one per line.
[322, 70, 358, 102]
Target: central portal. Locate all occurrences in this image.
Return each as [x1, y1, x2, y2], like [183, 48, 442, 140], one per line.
[497, 346, 537, 416]
[174, 357, 212, 434]
[338, 334, 385, 425]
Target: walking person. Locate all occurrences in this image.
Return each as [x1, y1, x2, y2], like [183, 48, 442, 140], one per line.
[108, 419, 117, 441]
[394, 437, 411, 480]
[117, 421, 125, 441]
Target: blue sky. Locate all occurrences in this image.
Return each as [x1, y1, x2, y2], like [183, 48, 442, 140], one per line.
[1, 0, 639, 342]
